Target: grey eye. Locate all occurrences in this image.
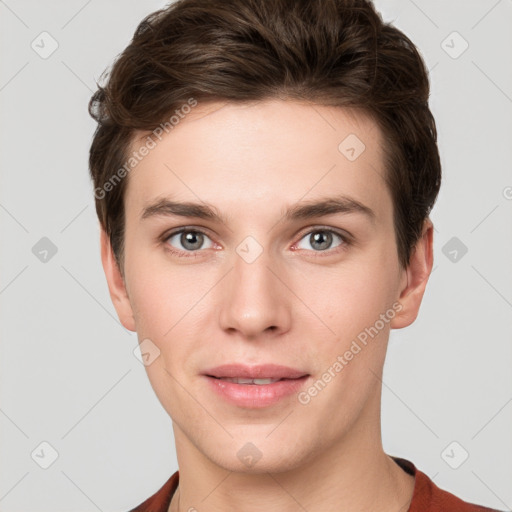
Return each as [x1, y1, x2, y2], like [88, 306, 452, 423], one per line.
[296, 230, 344, 252]
[167, 230, 214, 252]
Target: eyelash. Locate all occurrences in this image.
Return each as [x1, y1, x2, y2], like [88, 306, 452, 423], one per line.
[160, 226, 352, 259]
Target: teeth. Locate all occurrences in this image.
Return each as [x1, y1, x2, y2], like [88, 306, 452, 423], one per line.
[219, 377, 281, 385]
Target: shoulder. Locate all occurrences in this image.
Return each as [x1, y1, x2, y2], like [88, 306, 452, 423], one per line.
[127, 470, 179, 512]
[392, 457, 505, 512]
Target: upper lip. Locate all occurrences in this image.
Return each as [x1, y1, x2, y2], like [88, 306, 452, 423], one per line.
[203, 364, 309, 380]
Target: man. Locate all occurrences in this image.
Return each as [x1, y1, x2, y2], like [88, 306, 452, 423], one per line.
[88, 0, 503, 510]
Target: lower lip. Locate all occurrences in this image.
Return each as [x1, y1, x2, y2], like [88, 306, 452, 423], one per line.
[203, 375, 310, 408]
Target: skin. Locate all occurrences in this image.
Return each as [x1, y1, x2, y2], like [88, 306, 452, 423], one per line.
[101, 99, 433, 512]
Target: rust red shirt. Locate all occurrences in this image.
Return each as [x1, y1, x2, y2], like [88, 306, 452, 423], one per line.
[128, 457, 504, 511]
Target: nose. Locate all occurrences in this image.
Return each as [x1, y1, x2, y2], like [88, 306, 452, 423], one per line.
[217, 244, 291, 339]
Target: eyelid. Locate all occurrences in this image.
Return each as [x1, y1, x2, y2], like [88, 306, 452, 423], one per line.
[294, 224, 353, 243]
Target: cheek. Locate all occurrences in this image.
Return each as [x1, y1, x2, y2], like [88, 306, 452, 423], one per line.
[299, 262, 397, 417]
[123, 256, 174, 340]
[123, 236, 185, 330]
[303, 255, 399, 341]
[126, 272, 168, 334]
[123, 248, 209, 368]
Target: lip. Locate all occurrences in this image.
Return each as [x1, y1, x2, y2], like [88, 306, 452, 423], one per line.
[202, 364, 310, 408]
[202, 363, 308, 380]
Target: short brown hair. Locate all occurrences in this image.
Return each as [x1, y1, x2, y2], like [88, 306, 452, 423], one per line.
[88, 0, 441, 273]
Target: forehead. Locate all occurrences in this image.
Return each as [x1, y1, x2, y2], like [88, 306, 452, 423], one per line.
[124, 99, 391, 225]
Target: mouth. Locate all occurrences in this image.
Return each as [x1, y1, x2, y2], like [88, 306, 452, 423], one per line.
[202, 363, 309, 380]
[207, 376, 305, 385]
[203, 372, 311, 408]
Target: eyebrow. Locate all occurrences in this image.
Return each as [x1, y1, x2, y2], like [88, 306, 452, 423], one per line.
[140, 195, 376, 225]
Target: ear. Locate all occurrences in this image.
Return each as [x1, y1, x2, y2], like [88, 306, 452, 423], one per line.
[390, 218, 434, 329]
[100, 228, 136, 332]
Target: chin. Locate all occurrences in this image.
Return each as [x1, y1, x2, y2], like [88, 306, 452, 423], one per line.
[203, 435, 311, 475]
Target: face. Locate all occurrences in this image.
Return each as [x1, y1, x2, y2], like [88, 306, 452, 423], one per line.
[102, 99, 432, 473]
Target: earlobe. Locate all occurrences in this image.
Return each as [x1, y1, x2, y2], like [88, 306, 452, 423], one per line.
[390, 219, 434, 330]
[100, 228, 136, 332]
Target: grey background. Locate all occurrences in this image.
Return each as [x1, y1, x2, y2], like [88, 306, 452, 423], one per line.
[0, 0, 511, 510]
